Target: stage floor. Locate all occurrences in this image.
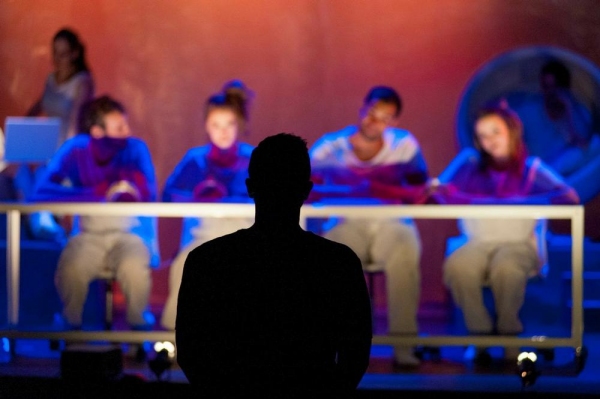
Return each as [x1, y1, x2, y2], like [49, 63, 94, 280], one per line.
[1, 331, 599, 398]
[2, 298, 600, 397]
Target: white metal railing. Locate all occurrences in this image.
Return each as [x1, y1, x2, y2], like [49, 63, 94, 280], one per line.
[0, 203, 584, 350]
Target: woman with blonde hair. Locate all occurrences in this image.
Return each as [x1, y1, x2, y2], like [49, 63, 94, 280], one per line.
[160, 80, 255, 330]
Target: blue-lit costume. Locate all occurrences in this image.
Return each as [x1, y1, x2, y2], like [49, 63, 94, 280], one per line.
[32, 134, 157, 328]
[437, 148, 579, 334]
[160, 142, 254, 330]
[310, 126, 428, 339]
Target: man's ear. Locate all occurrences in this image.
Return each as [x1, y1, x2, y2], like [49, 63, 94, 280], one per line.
[90, 125, 105, 139]
[245, 178, 255, 198]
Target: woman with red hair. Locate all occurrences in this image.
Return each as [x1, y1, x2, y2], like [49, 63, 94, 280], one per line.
[433, 104, 578, 342]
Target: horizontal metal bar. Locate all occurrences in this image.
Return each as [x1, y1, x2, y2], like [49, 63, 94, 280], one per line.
[0, 330, 577, 348]
[0, 202, 583, 219]
[372, 335, 578, 349]
[301, 204, 582, 220]
[0, 330, 175, 343]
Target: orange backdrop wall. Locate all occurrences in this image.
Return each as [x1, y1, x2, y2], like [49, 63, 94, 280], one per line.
[2, 0, 600, 307]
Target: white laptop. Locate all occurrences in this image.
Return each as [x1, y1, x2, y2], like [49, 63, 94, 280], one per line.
[3, 117, 61, 163]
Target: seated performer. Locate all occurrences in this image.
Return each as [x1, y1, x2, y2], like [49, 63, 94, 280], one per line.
[31, 95, 157, 330]
[176, 133, 372, 397]
[160, 80, 254, 330]
[309, 86, 429, 367]
[433, 104, 578, 343]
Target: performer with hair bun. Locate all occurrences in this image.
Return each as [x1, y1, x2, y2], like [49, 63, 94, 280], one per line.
[160, 80, 255, 330]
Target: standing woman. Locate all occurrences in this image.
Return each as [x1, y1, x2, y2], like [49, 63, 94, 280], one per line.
[28, 28, 94, 146]
[433, 104, 578, 341]
[24, 28, 94, 239]
[160, 80, 255, 330]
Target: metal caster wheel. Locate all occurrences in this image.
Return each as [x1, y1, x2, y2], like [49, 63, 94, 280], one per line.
[574, 346, 588, 374]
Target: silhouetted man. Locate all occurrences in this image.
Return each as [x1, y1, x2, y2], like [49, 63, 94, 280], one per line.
[176, 133, 372, 398]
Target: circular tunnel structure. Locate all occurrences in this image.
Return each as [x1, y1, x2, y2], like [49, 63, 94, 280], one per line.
[455, 45, 600, 203]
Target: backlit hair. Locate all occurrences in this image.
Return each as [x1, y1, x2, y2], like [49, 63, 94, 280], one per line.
[364, 86, 402, 117]
[53, 28, 89, 73]
[205, 79, 253, 133]
[79, 95, 126, 134]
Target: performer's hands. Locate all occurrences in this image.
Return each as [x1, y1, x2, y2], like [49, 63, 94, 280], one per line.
[105, 180, 142, 202]
[414, 178, 441, 204]
[119, 170, 153, 201]
[193, 179, 228, 202]
[94, 176, 145, 202]
[424, 181, 466, 205]
[93, 180, 112, 200]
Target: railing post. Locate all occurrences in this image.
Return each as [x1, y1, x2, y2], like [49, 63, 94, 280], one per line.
[571, 206, 585, 348]
[6, 209, 21, 328]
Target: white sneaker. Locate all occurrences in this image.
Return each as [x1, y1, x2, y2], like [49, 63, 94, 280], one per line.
[393, 346, 421, 368]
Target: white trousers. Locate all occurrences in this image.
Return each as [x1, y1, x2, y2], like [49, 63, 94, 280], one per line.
[160, 217, 254, 330]
[55, 231, 151, 326]
[324, 219, 421, 335]
[443, 241, 538, 334]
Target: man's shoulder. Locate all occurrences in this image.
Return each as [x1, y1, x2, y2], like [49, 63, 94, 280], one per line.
[310, 127, 355, 160]
[384, 127, 419, 146]
[304, 230, 361, 261]
[313, 126, 354, 146]
[189, 229, 248, 255]
[383, 127, 421, 163]
[328, 125, 356, 136]
[305, 229, 346, 246]
[191, 228, 357, 257]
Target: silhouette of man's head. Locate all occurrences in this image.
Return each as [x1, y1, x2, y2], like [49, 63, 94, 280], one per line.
[246, 133, 313, 207]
